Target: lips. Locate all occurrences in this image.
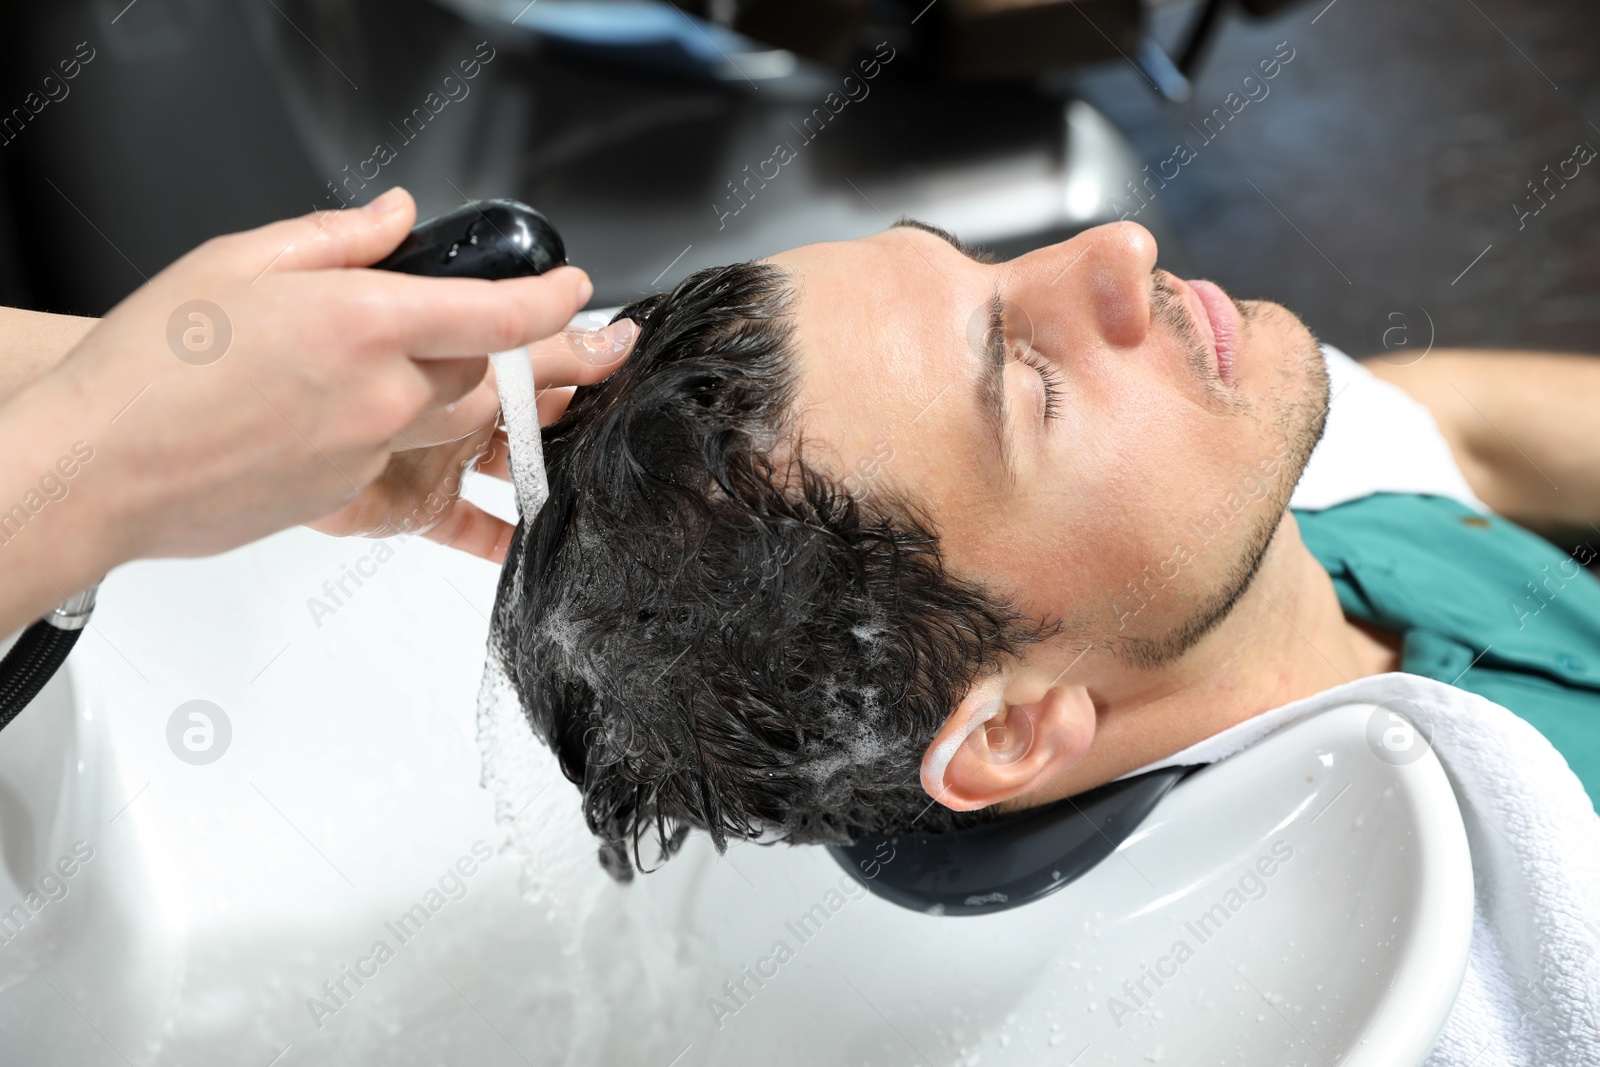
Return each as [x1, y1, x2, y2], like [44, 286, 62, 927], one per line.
[1187, 279, 1238, 387]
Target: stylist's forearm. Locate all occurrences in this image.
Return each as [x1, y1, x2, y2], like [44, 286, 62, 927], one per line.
[0, 306, 99, 402]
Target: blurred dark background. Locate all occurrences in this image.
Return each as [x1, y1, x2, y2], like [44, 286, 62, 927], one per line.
[1077, 0, 1600, 355]
[0, 0, 1594, 357]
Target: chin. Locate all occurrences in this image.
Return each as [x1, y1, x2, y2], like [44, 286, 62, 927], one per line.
[1230, 299, 1328, 473]
[1234, 301, 1316, 392]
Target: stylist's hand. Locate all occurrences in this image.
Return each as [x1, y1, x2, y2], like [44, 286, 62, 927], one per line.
[306, 317, 637, 563]
[6, 187, 603, 590]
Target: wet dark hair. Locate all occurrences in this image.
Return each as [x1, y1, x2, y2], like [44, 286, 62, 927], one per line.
[490, 261, 1048, 880]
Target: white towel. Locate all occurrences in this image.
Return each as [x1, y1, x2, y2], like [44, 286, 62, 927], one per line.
[1125, 673, 1600, 1066]
[1290, 345, 1487, 514]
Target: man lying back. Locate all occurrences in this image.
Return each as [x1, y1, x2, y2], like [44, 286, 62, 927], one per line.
[490, 219, 1600, 879]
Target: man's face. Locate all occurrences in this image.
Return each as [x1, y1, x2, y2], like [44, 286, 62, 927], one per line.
[772, 221, 1328, 674]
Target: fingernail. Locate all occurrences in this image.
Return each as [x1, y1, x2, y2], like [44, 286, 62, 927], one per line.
[365, 187, 408, 215]
[566, 318, 636, 365]
[576, 272, 594, 306]
[604, 318, 637, 347]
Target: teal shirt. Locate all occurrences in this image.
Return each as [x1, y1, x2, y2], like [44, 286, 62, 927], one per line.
[1296, 493, 1600, 809]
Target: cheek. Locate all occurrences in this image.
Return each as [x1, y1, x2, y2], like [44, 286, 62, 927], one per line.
[939, 455, 1146, 628]
[1004, 392, 1243, 624]
[923, 355, 1276, 626]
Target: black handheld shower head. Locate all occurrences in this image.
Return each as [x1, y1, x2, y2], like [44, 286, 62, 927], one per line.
[375, 197, 576, 525]
[374, 199, 567, 281]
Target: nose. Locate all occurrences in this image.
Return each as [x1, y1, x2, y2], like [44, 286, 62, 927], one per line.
[1007, 221, 1159, 351]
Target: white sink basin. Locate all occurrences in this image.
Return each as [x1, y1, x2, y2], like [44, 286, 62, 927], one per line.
[655, 699, 1475, 1067]
[0, 645, 181, 1062]
[0, 473, 1474, 1065]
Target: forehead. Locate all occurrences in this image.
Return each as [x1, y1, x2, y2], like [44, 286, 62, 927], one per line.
[770, 230, 949, 356]
[766, 230, 998, 534]
[768, 232, 950, 460]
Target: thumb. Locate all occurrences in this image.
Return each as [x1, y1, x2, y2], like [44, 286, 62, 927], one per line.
[227, 187, 419, 278]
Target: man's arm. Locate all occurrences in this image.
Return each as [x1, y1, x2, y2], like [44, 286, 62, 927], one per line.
[1366, 349, 1600, 542]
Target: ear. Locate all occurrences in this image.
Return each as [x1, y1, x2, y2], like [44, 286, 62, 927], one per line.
[920, 665, 1096, 812]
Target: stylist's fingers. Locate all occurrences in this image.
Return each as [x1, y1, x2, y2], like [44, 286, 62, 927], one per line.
[393, 355, 579, 451]
[475, 428, 512, 481]
[529, 318, 637, 388]
[356, 266, 593, 359]
[392, 360, 499, 450]
[423, 496, 515, 564]
[382, 303, 622, 450]
[413, 355, 489, 406]
[216, 186, 418, 276]
[445, 391, 570, 484]
[537, 385, 577, 427]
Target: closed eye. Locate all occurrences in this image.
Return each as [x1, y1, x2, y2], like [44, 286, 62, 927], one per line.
[1015, 346, 1064, 421]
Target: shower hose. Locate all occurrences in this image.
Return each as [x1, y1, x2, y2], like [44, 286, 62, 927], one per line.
[0, 586, 96, 731]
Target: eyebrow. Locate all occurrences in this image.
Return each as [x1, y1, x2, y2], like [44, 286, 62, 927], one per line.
[977, 290, 1016, 485]
[889, 217, 997, 263]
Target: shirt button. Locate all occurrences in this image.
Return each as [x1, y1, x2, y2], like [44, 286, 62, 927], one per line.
[1557, 653, 1585, 672]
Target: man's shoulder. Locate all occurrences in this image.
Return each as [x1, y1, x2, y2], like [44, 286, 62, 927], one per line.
[1297, 493, 1600, 810]
[1295, 491, 1598, 620]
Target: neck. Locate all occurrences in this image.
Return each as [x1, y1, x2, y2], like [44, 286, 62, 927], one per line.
[1022, 511, 1399, 807]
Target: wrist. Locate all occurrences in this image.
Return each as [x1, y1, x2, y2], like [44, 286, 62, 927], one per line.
[0, 379, 129, 625]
